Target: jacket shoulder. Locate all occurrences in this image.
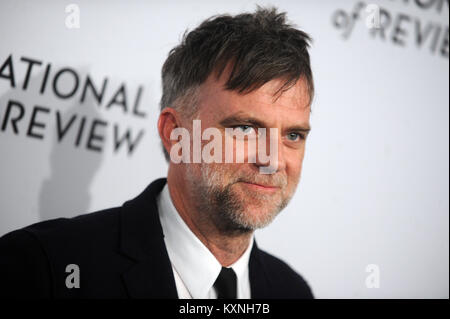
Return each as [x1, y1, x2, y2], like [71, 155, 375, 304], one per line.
[24, 207, 121, 236]
[0, 207, 124, 298]
[258, 248, 314, 299]
[0, 228, 52, 297]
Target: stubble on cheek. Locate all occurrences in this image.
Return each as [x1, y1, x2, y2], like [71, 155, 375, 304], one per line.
[188, 162, 299, 231]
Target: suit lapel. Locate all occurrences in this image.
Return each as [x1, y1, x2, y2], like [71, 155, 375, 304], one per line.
[249, 241, 272, 298]
[118, 177, 273, 299]
[119, 178, 178, 298]
[121, 251, 177, 298]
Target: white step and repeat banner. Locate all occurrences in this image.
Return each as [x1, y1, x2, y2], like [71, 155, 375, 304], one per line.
[0, 0, 448, 298]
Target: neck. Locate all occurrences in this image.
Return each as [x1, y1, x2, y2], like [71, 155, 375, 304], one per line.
[167, 169, 253, 267]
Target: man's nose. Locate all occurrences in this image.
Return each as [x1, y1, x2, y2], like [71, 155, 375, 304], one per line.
[254, 128, 286, 174]
[274, 136, 287, 172]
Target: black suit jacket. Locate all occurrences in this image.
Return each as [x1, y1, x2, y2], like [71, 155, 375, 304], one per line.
[0, 178, 313, 298]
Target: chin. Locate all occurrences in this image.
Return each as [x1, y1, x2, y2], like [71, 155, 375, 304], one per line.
[238, 205, 281, 227]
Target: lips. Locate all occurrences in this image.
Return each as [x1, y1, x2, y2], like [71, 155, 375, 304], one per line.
[239, 181, 280, 192]
[247, 182, 277, 188]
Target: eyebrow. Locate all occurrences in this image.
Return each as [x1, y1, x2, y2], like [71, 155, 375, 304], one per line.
[219, 113, 311, 133]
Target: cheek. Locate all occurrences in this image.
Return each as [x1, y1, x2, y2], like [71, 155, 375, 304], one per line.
[286, 153, 304, 184]
[208, 163, 238, 181]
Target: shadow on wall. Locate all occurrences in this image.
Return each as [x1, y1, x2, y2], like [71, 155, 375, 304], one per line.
[0, 65, 104, 222]
[39, 77, 104, 221]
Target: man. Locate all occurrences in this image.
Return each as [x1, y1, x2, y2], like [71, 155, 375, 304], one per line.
[0, 7, 314, 299]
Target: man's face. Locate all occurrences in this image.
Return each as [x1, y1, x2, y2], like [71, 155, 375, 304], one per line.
[182, 72, 311, 233]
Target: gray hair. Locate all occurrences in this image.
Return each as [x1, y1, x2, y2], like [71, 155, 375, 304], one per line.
[160, 6, 314, 161]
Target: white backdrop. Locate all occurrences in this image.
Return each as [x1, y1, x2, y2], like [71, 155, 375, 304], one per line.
[0, 0, 448, 298]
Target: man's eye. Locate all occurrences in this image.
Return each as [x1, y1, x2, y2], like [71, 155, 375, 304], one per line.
[287, 132, 304, 141]
[236, 125, 254, 134]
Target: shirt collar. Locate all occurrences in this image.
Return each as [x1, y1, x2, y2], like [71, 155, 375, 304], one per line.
[157, 183, 253, 299]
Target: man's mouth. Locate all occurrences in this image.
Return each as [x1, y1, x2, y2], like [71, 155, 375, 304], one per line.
[238, 181, 280, 193]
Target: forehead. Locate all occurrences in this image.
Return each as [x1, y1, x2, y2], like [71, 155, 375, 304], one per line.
[197, 73, 311, 121]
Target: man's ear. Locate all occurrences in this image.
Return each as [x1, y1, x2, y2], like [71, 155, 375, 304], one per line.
[158, 107, 180, 157]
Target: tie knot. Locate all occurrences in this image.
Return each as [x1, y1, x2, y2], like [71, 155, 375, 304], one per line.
[213, 267, 237, 299]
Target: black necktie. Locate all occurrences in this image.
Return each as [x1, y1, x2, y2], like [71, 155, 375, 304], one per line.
[213, 267, 237, 299]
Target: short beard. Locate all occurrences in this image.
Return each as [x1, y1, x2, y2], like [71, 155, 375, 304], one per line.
[186, 163, 294, 236]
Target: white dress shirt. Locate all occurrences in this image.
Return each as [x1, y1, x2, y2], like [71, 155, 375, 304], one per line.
[157, 184, 254, 299]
